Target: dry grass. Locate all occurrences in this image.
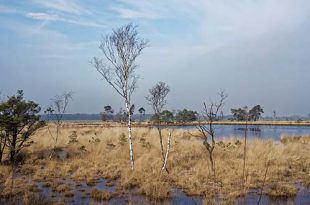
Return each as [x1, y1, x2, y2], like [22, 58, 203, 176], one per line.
[35, 120, 310, 128]
[28, 184, 41, 192]
[0, 166, 10, 184]
[54, 184, 72, 193]
[266, 183, 298, 197]
[0, 123, 309, 203]
[0, 177, 28, 198]
[3, 193, 56, 205]
[280, 135, 310, 144]
[90, 188, 114, 200]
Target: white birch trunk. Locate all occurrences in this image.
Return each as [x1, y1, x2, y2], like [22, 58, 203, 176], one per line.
[126, 102, 134, 170]
[162, 132, 171, 172]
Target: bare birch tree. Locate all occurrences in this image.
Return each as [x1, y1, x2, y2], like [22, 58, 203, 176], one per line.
[45, 92, 73, 157]
[196, 91, 227, 177]
[92, 23, 148, 170]
[146, 82, 171, 172]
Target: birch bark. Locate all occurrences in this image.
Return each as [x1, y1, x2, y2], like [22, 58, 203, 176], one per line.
[161, 132, 171, 172]
[126, 102, 134, 170]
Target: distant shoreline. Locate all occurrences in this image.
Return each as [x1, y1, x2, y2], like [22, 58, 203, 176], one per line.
[53, 120, 310, 127]
[210, 120, 310, 126]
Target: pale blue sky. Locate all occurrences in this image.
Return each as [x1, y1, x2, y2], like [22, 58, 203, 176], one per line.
[0, 0, 310, 116]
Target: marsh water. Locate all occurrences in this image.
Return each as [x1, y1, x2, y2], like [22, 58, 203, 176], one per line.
[1, 124, 310, 205]
[235, 186, 310, 205]
[181, 125, 310, 140]
[1, 178, 309, 205]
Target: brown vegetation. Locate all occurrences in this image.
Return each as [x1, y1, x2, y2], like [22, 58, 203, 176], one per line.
[90, 188, 114, 200]
[280, 135, 310, 144]
[0, 124, 309, 203]
[54, 184, 72, 193]
[266, 183, 298, 197]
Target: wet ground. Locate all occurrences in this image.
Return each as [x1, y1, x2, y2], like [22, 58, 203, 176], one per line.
[37, 179, 310, 205]
[36, 178, 204, 205]
[1, 177, 309, 205]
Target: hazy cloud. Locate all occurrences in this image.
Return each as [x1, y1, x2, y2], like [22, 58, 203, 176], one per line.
[1, 0, 310, 116]
[26, 12, 60, 21]
[30, 0, 87, 15]
[26, 12, 105, 27]
[110, 6, 160, 20]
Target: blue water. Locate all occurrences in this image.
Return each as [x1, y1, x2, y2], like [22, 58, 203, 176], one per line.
[182, 125, 310, 140]
[235, 186, 310, 205]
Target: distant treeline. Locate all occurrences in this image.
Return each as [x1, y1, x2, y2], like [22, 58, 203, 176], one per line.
[40, 113, 309, 121]
[40, 113, 153, 121]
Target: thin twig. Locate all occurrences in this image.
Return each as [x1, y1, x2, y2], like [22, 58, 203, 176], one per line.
[257, 161, 270, 205]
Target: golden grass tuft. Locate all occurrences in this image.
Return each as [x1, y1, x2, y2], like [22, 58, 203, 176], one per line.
[90, 188, 114, 200]
[139, 178, 170, 199]
[54, 184, 72, 193]
[266, 183, 298, 197]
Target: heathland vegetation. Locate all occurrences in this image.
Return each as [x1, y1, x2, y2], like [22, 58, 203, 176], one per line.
[0, 23, 310, 205]
[0, 124, 309, 204]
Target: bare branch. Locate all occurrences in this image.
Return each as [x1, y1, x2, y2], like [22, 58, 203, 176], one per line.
[45, 91, 73, 155]
[197, 91, 227, 180]
[146, 82, 170, 114]
[93, 23, 148, 105]
[146, 82, 171, 173]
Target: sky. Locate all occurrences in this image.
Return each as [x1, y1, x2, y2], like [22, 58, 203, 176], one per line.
[0, 0, 310, 116]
